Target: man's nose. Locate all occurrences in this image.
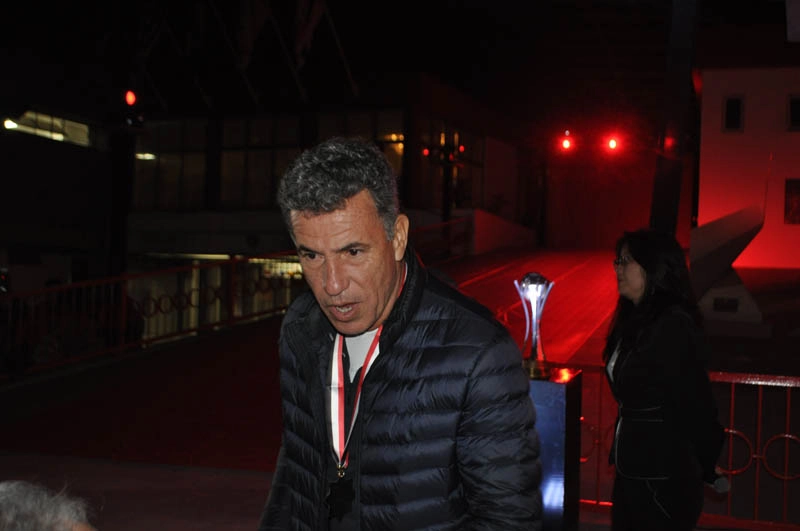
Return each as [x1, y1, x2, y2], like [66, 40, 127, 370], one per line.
[324, 258, 347, 296]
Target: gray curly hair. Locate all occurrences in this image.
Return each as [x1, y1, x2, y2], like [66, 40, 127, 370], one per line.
[277, 137, 399, 240]
[0, 480, 93, 531]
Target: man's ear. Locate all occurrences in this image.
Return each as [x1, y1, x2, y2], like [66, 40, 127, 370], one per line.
[392, 214, 409, 261]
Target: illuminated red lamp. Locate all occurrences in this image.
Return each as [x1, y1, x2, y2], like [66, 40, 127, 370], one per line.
[458, 144, 465, 153]
[663, 136, 676, 150]
[601, 133, 623, 152]
[125, 90, 137, 106]
[422, 147, 430, 157]
[552, 368, 576, 384]
[558, 130, 573, 152]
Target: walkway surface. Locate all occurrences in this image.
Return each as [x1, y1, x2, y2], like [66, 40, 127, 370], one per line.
[2, 247, 798, 530]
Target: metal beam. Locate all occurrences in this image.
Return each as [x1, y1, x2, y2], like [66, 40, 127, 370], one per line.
[324, 5, 359, 99]
[163, 21, 215, 112]
[265, 2, 309, 104]
[206, 0, 263, 110]
[649, 0, 698, 235]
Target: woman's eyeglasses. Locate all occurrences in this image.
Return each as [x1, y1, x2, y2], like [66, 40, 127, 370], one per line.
[613, 255, 634, 267]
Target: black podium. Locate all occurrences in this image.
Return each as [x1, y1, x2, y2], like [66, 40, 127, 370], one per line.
[528, 367, 582, 531]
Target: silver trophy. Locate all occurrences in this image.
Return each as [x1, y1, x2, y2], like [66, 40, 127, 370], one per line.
[514, 272, 554, 379]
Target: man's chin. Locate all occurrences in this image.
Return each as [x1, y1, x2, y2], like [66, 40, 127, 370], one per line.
[326, 315, 366, 337]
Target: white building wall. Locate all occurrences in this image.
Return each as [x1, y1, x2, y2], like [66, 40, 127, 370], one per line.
[698, 67, 800, 268]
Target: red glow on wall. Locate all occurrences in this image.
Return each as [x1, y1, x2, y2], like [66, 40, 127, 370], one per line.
[692, 68, 703, 97]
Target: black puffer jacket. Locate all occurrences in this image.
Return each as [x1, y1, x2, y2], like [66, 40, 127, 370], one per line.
[259, 249, 542, 530]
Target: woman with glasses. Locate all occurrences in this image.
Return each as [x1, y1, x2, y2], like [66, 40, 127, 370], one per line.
[604, 228, 724, 531]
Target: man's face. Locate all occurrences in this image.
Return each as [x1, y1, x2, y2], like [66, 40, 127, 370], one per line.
[290, 189, 409, 336]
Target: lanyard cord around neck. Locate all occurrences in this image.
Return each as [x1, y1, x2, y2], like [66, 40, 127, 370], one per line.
[328, 263, 407, 476]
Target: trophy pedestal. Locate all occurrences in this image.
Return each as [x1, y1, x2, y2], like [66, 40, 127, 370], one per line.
[523, 356, 553, 380]
[528, 368, 582, 531]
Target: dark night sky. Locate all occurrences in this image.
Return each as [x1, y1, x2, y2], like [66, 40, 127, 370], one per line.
[0, 0, 790, 124]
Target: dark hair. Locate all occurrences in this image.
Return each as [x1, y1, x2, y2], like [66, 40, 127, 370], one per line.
[603, 228, 701, 362]
[277, 136, 399, 240]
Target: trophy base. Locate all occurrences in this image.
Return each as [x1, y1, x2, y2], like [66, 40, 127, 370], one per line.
[523, 356, 553, 380]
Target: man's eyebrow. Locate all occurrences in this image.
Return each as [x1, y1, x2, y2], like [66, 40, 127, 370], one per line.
[337, 242, 370, 253]
[296, 244, 318, 254]
[295, 242, 369, 254]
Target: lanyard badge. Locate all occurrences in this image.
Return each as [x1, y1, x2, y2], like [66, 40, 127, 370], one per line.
[326, 328, 381, 519]
[329, 328, 382, 476]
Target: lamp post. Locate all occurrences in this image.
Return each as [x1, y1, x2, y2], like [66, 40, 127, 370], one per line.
[514, 272, 554, 380]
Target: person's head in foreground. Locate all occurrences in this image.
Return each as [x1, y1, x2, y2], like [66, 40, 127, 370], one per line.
[0, 480, 96, 531]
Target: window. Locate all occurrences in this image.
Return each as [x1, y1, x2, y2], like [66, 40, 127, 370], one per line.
[249, 117, 273, 146]
[245, 150, 272, 208]
[723, 97, 743, 131]
[133, 120, 209, 211]
[223, 119, 246, 148]
[788, 96, 800, 130]
[2, 110, 91, 147]
[347, 113, 373, 138]
[221, 151, 246, 206]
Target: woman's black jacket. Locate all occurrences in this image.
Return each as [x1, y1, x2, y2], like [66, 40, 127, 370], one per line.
[606, 305, 724, 483]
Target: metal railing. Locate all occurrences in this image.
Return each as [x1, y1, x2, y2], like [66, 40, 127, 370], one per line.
[553, 362, 800, 530]
[0, 218, 472, 382]
[0, 252, 305, 381]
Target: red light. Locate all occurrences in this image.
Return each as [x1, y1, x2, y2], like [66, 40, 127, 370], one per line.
[663, 136, 675, 150]
[553, 368, 574, 383]
[607, 138, 618, 150]
[559, 130, 573, 151]
[125, 90, 137, 106]
[422, 147, 430, 157]
[458, 145, 465, 153]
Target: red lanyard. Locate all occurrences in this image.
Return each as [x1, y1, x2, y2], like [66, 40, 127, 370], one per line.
[328, 264, 406, 476]
[330, 327, 381, 476]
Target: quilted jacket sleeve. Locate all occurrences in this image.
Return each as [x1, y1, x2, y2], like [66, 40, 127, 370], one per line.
[457, 329, 543, 530]
[257, 445, 289, 531]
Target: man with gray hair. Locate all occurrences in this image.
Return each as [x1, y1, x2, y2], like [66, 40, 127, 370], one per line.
[259, 136, 542, 530]
[0, 480, 96, 531]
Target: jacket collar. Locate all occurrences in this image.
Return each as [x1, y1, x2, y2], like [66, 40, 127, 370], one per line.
[378, 245, 426, 348]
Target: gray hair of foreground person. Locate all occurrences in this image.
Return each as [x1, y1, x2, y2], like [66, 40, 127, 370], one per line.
[277, 136, 399, 240]
[0, 480, 96, 531]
